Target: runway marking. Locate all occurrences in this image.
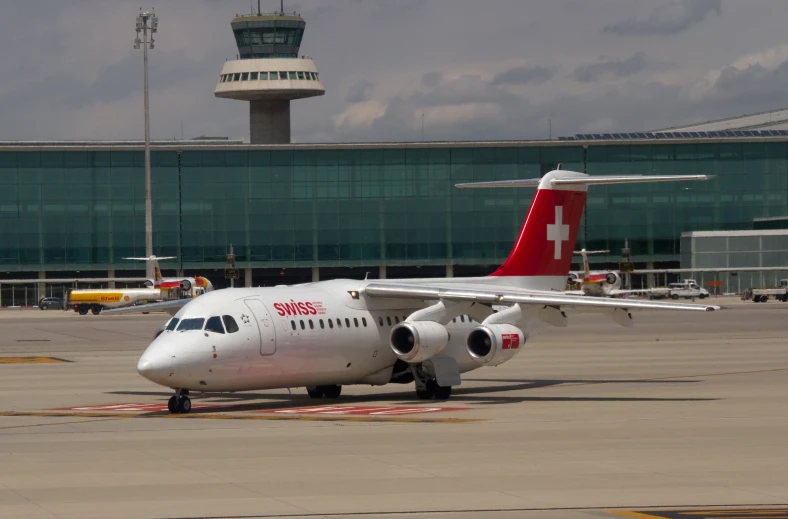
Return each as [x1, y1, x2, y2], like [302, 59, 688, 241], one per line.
[611, 509, 788, 519]
[0, 410, 478, 424]
[0, 356, 69, 364]
[54, 403, 468, 416]
[257, 405, 468, 416]
[56, 403, 223, 412]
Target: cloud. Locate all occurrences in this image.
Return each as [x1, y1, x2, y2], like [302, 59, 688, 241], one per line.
[421, 71, 443, 87]
[491, 66, 554, 86]
[345, 80, 375, 103]
[603, 0, 721, 36]
[573, 52, 651, 82]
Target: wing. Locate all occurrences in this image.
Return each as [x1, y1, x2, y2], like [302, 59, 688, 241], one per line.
[101, 298, 190, 316]
[364, 282, 720, 312]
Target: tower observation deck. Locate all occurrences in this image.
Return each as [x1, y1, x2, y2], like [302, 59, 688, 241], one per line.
[214, 5, 324, 144]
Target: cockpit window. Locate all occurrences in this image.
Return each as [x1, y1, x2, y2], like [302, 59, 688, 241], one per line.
[222, 315, 239, 333]
[176, 318, 205, 331]
[165, 318, 179, 331]
[205, 316, 225, 334]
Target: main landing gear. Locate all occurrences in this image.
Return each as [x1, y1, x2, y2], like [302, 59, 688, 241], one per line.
[416, 379, 451, 400]
[306, 385, 342, 398]
[167, 389, 191, 414]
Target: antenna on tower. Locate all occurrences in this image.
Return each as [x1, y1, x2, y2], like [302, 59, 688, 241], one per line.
[257, 0, 261, 15]
[281, 0, 284, 15]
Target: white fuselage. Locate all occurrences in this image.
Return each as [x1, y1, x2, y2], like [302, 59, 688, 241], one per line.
[137, 278, 549, 393]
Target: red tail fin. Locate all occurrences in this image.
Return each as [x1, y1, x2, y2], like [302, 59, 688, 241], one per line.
[491, 172, 587, 278]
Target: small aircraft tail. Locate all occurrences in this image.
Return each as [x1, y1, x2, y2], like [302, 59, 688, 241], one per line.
[573, 249, 610, 277]
[123, 255, 176, 287]
[456, 170, 711, 289]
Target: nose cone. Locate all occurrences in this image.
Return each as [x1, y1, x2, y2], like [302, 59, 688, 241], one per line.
[137, 353, 171, 386]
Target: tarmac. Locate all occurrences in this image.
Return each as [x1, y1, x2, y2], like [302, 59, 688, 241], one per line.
[1, 296, 787, 519]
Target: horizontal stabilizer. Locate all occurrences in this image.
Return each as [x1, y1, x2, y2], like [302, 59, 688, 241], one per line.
[456, 172, 712, 189]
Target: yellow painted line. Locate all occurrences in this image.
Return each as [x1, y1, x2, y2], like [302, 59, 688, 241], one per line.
[0, 356, 68, 364]
[610, 511, 667, 519]
[0, 410, 480, 424]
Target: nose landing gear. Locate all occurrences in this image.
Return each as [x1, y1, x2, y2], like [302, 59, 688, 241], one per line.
[306, 385, 342, 398]
[167, 390, 191, 414]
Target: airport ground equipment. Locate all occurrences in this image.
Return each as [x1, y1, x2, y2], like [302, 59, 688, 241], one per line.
[743, 279, 788, 302]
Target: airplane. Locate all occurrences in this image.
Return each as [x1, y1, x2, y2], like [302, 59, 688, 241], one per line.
[125, 255, 213, 295]
[107, 169, 719, 414]
[567, 249, 622, 297]
[67, 256, 213, 315]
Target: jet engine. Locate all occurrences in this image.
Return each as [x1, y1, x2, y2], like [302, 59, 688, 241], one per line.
[389, 321, 449, 363]
[466, 324, 525, 367]
[180, 279, 192, 290]
[567, 272, 579, 285]
[605, 272, 619, 285]
[143, 279, 154, 288]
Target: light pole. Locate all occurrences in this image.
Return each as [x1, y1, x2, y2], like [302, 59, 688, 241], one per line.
[134, 9, 158, 260]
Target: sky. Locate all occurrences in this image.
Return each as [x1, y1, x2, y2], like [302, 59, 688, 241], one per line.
[2, 0, 788, 143]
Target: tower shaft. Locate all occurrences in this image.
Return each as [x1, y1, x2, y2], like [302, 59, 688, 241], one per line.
[250, 99, 291, 144]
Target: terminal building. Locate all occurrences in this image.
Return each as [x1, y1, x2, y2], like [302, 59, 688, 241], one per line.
[1, 8, 787, 304]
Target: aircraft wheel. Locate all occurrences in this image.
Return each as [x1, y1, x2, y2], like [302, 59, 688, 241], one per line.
[306, 386, 324, 398]
[177, 396, 191, 414]
[434, 385, 452, 400]
[416, 387, 434, 400]
[322, 385, 342, 398]
[167, 396, 179, 414]
[91, 305, 101, 315]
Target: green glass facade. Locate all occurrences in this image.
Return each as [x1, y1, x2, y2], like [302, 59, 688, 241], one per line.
[0, 139, 785, 274]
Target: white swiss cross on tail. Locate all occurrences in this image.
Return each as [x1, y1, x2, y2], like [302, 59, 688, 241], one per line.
[546, 206, 569, 260]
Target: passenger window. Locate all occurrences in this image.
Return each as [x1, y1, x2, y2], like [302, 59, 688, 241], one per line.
[386, 316, 392, 326]
[378, 317, 383, 327]
[345, 318, 350, 328]
[337, 318, 342, 328]
[166, 318, 179, 331]
[205, 316, 225, 334]
[222, 315, 239, 333]
[319, 319, 324, 329]
[300, 320, 305, 330]
[241, 72, 249, 81]
[460, 315, 465, 322]
[353, 317, 359, 327]
[329, 319, 334, 329]
[176, 318, 205, 331]
[452, 318, 456, 323]
[309, 319, 314, 330]
[291, 320, 296, 330]
[250, 71, 258, 80]
[394, 316, 400, 324]
[362, 317, 367, 327]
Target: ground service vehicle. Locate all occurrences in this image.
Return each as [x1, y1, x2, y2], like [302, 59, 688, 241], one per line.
[106, 169, 719, 414]
[667, 280, 709, 300]
[743, 279, 788, 302]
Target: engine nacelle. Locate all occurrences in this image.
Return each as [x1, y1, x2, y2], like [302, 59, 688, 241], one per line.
[143, 279, 154, 288]
[389, 321, 449, 363]
[466, 324, 525, 367]
[180, 279, 192, 290]
[605, 272, 619, 285]
[567, 273, 579, 285]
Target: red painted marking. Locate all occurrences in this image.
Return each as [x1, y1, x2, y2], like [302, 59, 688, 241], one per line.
[54, 403, 222, 412]
[256, 405, 467, 416]
[213, 353, 217, 358]
[501, 333, 520, 350]
[490, 188, 586, 277]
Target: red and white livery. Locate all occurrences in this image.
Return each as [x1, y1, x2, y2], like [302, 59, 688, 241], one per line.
[108, 169, 718, 414]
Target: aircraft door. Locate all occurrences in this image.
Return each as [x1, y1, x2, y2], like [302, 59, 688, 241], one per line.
[244, 299, 276, 356]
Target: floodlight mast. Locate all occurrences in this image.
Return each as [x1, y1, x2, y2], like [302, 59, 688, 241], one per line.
[134, 9, 158, 260]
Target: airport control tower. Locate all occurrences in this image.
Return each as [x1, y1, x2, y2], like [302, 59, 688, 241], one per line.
[214, 2, 325, 144]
